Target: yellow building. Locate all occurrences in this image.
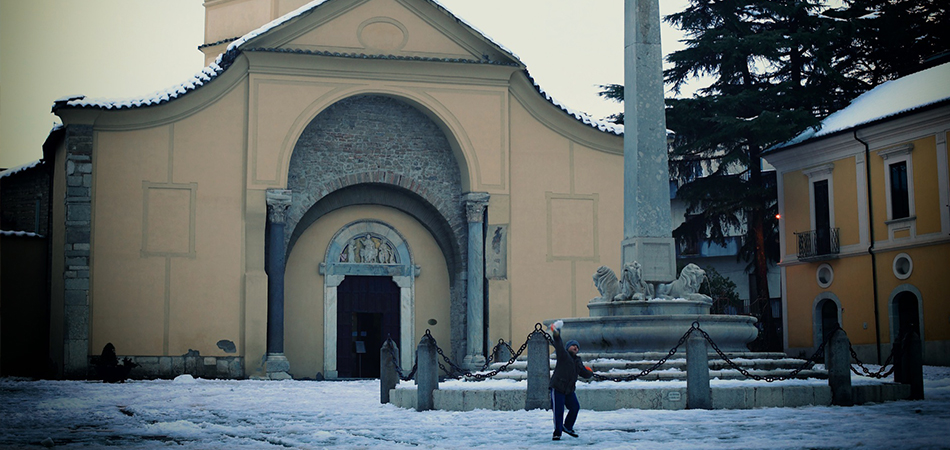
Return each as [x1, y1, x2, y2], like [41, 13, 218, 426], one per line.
[42, 0, 626, 379]
[765, 62, 950, 366]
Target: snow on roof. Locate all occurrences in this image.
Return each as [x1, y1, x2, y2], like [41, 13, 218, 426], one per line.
[0, 159, 43, 180]
[775, 62, 950, 150]
[0, 230, 44, 238]
[53, 0, 621, 136]
[525, 73, 623, 136]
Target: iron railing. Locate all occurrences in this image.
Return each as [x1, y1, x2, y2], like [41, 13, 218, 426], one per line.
[795, 228, 840, 260]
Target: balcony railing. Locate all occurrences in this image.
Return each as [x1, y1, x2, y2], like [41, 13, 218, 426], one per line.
[795, 228, 840, 261]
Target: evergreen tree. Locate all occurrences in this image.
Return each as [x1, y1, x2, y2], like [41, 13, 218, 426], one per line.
[830, 0, 949, 88]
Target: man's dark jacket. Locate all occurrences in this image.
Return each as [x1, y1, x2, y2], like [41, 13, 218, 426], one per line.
[549, 331, 593, 394]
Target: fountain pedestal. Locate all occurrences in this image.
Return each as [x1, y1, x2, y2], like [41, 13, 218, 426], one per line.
[545, 299, 758, 355]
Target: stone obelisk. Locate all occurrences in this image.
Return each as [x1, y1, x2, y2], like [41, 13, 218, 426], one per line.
[622, 0, 676, 283]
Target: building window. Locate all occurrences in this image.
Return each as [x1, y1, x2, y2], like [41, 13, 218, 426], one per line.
[889, 161, 910, 219]
[799, 163, 838, 260]
[877, 143, 915, 222]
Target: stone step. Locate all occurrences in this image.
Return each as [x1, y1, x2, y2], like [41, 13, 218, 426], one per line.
[476, 354, 823, 382]
[487, 357, 816, 373]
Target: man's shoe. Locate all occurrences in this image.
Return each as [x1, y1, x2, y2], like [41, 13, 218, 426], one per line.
[552, 433, 561, 441]
[563, 428, 578, 438]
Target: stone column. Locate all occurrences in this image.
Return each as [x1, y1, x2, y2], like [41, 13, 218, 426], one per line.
[622, 0, 676, 283]
[462, 192, 490, 369]
[63, 125, 93, 379]
[264, 189, 292, 379]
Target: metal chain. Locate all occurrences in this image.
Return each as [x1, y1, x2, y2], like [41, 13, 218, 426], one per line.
[847, 329, 902, 379]
[696, 323, 825, 382]
[436, 325, 543, 380]
[591, 326, 696, 382]
[383, 337, 417, 381]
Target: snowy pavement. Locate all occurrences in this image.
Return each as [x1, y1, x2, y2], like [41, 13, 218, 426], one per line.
[1, 366, 949, 449]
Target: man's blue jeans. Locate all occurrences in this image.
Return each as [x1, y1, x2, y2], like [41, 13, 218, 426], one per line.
[550, 388, 580, 435]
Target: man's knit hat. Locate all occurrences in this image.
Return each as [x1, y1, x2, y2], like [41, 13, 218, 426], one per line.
[565, 339, 580, 350]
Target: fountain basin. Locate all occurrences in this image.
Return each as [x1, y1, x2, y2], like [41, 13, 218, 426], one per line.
[588, 299, 711, 316]
[544, 314, 758, 354]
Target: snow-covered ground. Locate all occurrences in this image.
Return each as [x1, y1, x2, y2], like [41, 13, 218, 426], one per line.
[2, 366, 949, 449]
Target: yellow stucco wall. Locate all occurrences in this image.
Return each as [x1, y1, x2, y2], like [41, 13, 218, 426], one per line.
[877, 244, 950, 342]
[912, 136, 940, 235]
[283, 204, 451, 378]
[90, 84, 248, 357]
[785, 256, 876, 348]
[782, 170, 810, 256]
[834, 157, 860, 247]
[507, 98, 623, 341]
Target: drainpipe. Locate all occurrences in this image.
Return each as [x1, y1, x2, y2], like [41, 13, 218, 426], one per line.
[854, 130, 883, 364]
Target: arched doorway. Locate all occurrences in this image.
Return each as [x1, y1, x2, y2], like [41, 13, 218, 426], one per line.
[894, 291, 920, 339]
[811, 293, 842, 348]
[820, 300, 839, 341]
[336, 276, 400, 378]
[887, 284, 924, 345]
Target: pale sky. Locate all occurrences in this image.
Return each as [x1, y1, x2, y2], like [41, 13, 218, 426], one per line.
[0, 0, 692, 169]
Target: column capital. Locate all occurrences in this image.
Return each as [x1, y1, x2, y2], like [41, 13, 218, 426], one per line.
[462, 192, 490, 223]
[266, 189, 292, 224]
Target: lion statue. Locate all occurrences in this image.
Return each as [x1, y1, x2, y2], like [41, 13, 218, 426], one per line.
[656, 263, 711, 303]
[613, 261, 654, 301]
[590, 266, 620, 303]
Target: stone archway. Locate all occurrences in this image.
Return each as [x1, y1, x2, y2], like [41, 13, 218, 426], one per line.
[320, 220, 418, 378]
[284, 94, 474, 363]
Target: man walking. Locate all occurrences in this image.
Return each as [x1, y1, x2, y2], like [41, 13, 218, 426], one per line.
[549, 320, 593, 440]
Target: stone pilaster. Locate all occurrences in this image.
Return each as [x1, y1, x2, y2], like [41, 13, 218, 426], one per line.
[623, 0, 676, 283]
[63, 125, 93, 379]
[265, 189, 292, 379]
[462, 192, 490, 368]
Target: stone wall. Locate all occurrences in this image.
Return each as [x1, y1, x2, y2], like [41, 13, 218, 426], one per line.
[90, 354, 244, 380]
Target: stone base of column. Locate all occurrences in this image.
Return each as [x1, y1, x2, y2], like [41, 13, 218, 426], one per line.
[264, 353, 292, 380]
[462, 354, 486, 371]
[621, 236, 677, 283]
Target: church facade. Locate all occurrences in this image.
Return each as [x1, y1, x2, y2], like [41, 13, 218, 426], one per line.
[46, 0, 626, 379]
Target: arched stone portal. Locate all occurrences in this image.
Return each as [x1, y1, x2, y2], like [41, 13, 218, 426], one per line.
[281, 94, 481, 377]
[321, 220, 418, 378]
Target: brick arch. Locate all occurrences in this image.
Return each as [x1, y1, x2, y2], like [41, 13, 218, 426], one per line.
[309, 170, 452, 222]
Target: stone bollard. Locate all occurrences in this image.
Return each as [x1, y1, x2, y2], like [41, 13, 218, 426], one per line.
[901, 330, 924, 400]
[826, 328, 853, 406]
[416, 334, 439, 411]
[686, 332, 711, 409]
[892, 334, 904, 384]
[496, 340, 512, 366]
[525, 331, 551, 410]
[380, 339, 398, 404]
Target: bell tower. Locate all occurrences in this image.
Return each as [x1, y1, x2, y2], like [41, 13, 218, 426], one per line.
[200, 0, 312, 64]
